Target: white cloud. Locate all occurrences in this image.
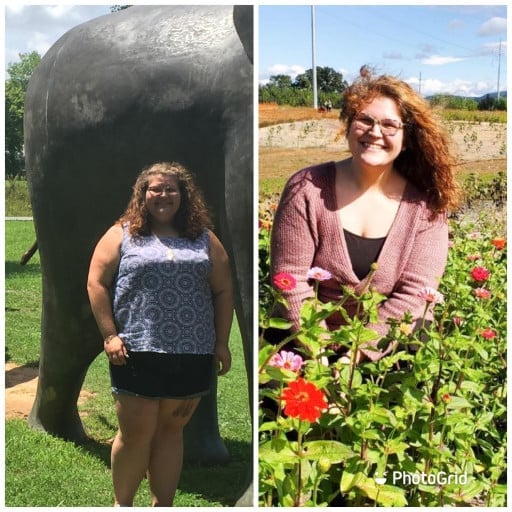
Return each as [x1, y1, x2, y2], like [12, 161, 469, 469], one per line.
[421, 55, 466, 66]
[5, 5, 26, 15]
[407, 76, 496, 97]
[268, 64, 305, 79]
[478, 17, 507, 37]
[259, 64, 306, 84]
[26, 31, 54, 57]
[5, 5, 111, 68]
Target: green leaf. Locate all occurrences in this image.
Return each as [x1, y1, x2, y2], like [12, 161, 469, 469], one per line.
[268, 317, 293, 330]
[302, 440, 356, 463]
[445, 396, 473, 410]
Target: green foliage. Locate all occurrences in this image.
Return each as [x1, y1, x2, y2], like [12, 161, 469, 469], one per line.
[478, 94, 507, 112]
[258, 203, 506, 507]
[259, 66, 347, 107]
[430, 94, 478, 111]
[430, 94, 507, 112]
[458, 172, 507, 211]
[109, 5, 132, 12]
[5, 176, 33, 216]
[5, 51, 41, 178]
[5, 220, 251, 506]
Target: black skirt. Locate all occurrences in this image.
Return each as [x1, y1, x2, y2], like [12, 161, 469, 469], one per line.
[109, 351, 214, 399]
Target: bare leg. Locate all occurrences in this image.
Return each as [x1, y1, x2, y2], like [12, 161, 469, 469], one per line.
[111, 394, 159, 506]
[147, 398, 201, 506]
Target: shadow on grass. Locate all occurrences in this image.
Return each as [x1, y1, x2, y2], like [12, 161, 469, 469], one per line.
[180, 439, 252, 506]
[78, 436, 251, 506]
[5, 260, 41, 278]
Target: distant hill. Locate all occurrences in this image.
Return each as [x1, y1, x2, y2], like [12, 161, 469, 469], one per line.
[427, 91, 507, 101]
[475, 91, 507, 100]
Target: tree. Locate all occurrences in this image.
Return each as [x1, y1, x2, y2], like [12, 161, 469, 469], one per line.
[293, 66, 347, 94]
[268, 74, 293, 89]
[109, 5, 132, 12]
[5, 51, 41, 178]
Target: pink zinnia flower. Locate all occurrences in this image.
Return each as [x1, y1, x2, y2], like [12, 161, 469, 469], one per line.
[269, 350, 304, 372]
[470, 266, 490, 282]
[418, 286, 444, 304]
[473, 288, 491, 299]
[273, 272, 296, 291]
[481, 328, 497, 340]
[453, 316, 464, 326]
[307, 267, 332, 281]
[466, 253, 482, 262]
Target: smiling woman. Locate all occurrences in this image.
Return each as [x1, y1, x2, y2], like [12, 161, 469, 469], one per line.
[267, 66, 459, 363]
[87, 161, 234, 506]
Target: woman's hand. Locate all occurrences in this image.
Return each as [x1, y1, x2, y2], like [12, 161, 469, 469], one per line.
[104, 335, 129, 366]
[214, 345, 232, 376]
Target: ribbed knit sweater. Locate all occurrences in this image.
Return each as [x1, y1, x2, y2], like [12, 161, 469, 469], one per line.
[270, 162, 448, 361]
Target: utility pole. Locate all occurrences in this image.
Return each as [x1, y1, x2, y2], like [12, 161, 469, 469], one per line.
[311, 5, 318, 109]
[496, 39, 502, 100]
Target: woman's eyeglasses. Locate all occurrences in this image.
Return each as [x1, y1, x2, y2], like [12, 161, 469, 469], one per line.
[352, 113, 406, 136]
[147, 186, 179, 196]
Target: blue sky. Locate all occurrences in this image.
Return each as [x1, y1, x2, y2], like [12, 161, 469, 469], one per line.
[259, 4, 508, 97]
[4, 3, 112, 71]
[3, 3, 508, 98]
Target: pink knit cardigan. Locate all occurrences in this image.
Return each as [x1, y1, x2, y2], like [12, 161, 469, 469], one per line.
[270, 162, 449, 361]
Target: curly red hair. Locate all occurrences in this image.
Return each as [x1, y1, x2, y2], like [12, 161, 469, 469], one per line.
[118, 162, 213, 239]
[340, 67, 460, 214]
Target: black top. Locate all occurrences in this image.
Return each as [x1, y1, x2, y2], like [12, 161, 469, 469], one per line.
[343, 229, 386, 280]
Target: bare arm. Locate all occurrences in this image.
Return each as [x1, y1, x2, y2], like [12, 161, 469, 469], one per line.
[87, 224, 128, 364]
[208, 230, 234, 376]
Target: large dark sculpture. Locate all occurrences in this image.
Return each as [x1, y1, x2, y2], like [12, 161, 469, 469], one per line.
[24, 4, 253, 503]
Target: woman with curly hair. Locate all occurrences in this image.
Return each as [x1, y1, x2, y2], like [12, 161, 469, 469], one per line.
[87, 161, 233, 506]
[270, 66, 459, 363]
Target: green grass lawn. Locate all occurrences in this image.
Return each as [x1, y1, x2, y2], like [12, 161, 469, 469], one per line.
[5, 220, 252, 507]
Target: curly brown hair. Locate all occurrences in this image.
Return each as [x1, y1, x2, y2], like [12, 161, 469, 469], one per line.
[118, 162, 213, 239]
[339, 66, 460, 214]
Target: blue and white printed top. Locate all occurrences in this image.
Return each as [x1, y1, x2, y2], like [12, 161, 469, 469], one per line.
[112, 226, 216, 354]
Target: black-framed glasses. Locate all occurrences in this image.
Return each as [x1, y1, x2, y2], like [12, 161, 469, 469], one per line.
[147, 185, 179, 196]
[352, 113, 406, 136]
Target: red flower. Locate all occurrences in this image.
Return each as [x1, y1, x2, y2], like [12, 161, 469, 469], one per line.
[273, 272, 296, 291]
[470, 266, 490, 282]
[442, 393, 451, 403]
[491, 237, 506, 250]
[280, 378, 327, 423]
[481, 328, 497, 340]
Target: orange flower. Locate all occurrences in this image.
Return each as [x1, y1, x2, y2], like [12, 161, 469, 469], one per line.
[491, 237, 506, 250]
[280, 378, 327, 423]
[259, 219, 272, 231]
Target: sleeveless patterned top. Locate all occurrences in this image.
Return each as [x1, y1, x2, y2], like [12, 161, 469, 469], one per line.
[112, 226, 216, 354]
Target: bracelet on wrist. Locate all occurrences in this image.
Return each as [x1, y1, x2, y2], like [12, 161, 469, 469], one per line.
[104, 334, 118, 344]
